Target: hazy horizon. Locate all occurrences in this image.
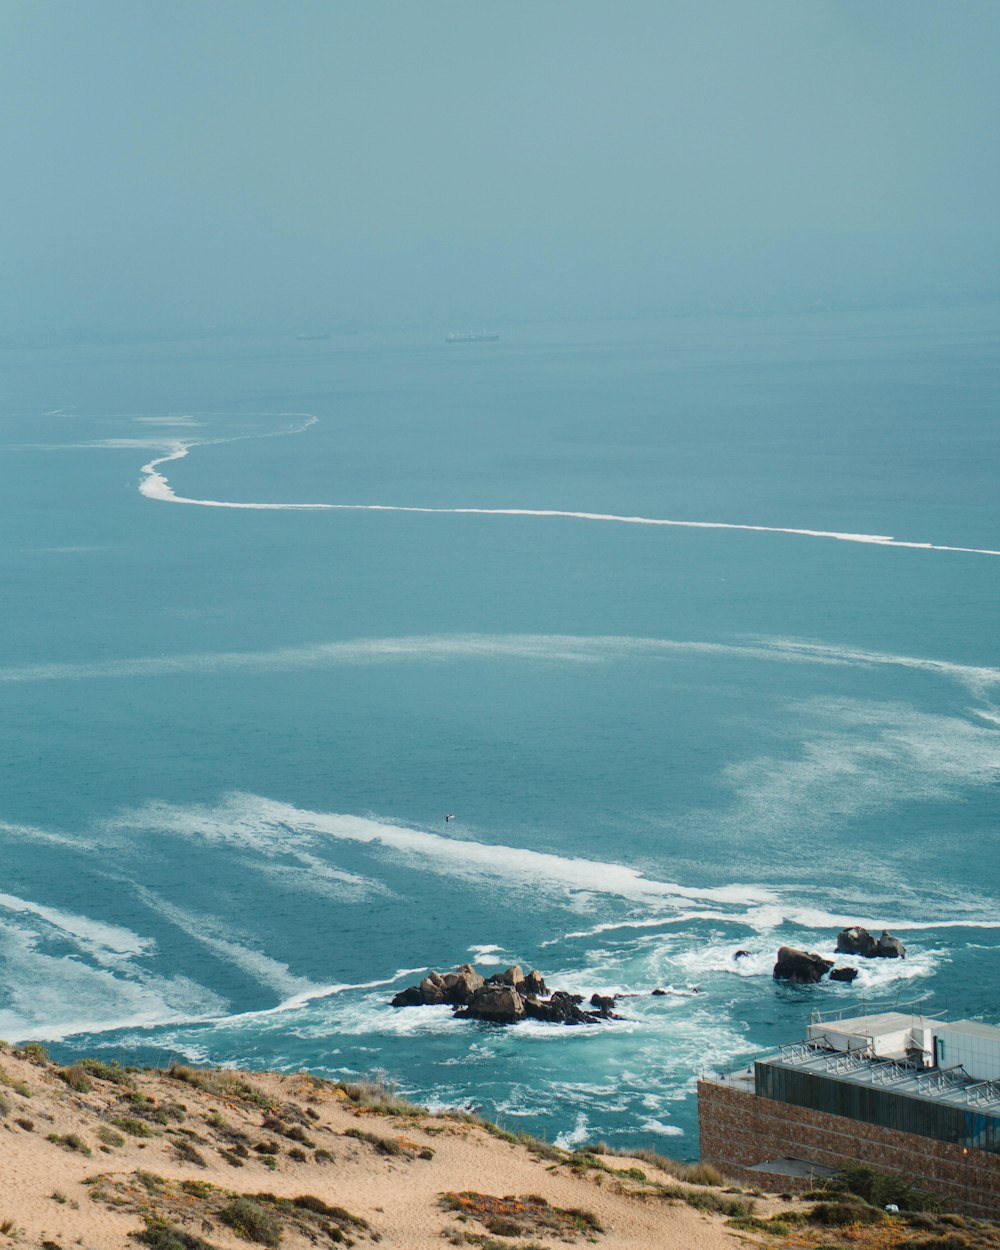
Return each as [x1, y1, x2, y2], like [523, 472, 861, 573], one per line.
[3, 0, 999, 339]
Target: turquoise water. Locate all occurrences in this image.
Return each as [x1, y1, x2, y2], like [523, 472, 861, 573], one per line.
[1, 305, 998, 1153]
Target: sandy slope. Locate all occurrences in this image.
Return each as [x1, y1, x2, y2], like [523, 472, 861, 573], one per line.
[0, 1045, 769, 1250]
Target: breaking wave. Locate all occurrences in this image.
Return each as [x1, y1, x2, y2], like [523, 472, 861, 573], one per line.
[136, 415, 1000, 557]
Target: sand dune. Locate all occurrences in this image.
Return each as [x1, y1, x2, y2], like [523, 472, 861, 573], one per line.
[0, 1043, 761, 1250]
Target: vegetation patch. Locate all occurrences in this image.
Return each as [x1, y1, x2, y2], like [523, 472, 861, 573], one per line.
[75, 1057, 136, 1087]
[110, 1114, 160, 1138]
[133, 1215, 219, 1250]
[334, 1072, 425, 1117]
[0, 1066, 31, 1097]
[46, 1131, 92, 1155]
[810, 1163, 946, 1215]
[90, 1173, 373, 1247]
[218, 1197, 282, 1247]
[59, 1064, 93, 1093]
[168, 1065, 275, 1111]
[440, 1192, 603, 1241]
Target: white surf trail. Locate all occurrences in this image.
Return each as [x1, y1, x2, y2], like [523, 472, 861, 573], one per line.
[138, 418, 1000, 558]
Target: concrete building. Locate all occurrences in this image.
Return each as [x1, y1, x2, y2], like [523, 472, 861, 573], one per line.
[698, 1008, 1000, 1218]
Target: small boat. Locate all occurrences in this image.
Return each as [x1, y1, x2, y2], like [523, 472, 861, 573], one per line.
[445, 330, 500, 343]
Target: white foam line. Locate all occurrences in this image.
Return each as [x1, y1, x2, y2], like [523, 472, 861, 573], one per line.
[136, 889, 317, 1000]
[121, 792, 777, 910]
[1, 631, 995, 690]
[137, 417, 1000, 558]
[0, 892, 153, 957]
[193, 967, 431, 1026]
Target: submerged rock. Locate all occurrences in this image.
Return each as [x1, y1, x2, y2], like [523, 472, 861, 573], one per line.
[773, 946, 833, 984]
[733, 950, 752, 960]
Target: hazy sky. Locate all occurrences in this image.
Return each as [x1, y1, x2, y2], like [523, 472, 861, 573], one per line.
[3, 1, 999, 335]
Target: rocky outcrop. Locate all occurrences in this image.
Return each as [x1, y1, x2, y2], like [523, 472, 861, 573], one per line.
[391, 964, 614, 1026]
[876, 930, 906, 959]
[835, 926, 905, 959]
[829, 966, 859, 982]
[835, 926, 878, 957]
[773, 946, 834, 984]
[454, 984, 526, 1023]
[390, 963, 484, 1008]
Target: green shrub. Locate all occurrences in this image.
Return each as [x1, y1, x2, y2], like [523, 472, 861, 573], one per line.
[898, 1238, 980, 1250]
[46, 1132, 91, 1155]
[218, 1196, 282, 1247]
[109, 1115, 158, 1138]
[75, 1058, 135, 1087]
[292, 1196, 366, 1226]
[181, 1180, 217, 1199]
[676, 1161, 726, 1186]
[0, 1093, 8, 1118]
[134, 1215, 218, 1250]
[344, 1126, 403, 1156]
[334, 1071, 424, 1116]
[287, 1147, 307, 1162]
[19, 1042, 49, 1064]
[835, 1163, 945, 1214]
[59, 1065, 92, 1093]
[135, 1172, 165, 1193]
[171, 1139, 207, 1167]
[152, 1102, 187, 1124]
[98, 1125, 125, 1147]
[809, 1200, 885, 1226]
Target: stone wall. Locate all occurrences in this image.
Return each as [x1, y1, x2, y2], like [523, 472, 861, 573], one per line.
[698, 1077, 1000, 1220]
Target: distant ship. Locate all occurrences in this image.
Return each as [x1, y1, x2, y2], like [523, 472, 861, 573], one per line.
[445, 330, 500, 343]
[295, 332, 331, 341]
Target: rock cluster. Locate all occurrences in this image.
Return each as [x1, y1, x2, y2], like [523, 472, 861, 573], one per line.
[391, 964, 621, 1026]
[836, 926, 906, 959]
[773, 925, 906, 984]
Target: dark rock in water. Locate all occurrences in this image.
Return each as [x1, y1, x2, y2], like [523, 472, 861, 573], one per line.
[523, 991, 609, 1025]
[734, 950, 752, 960]
[390, 985, 424, 1007]
[773, 945, 834, 984]
[836, 926, 878, 958]
[835, 926, 906, 959]
[392, 961, 619, 1026]
[651, 988, 667, 996]
[454, 984, 526, 1023]
[876, 930, 906, 959]
[829, 966, 859, 982]
[590, 994, 617, 1017]
[486, 965, 523, 989]
[522, 969, 548, 997]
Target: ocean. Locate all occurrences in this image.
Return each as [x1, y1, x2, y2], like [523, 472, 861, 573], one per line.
[1, 303, 998, 1154]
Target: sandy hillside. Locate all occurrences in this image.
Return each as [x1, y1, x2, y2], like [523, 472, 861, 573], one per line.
[0, 1043, 769, 1250]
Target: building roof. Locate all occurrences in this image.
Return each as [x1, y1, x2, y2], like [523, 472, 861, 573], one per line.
[939, 1019, 1000, 1044]
[759, 1040, 1000, 1116]
[809, 1011, 930, 1038]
